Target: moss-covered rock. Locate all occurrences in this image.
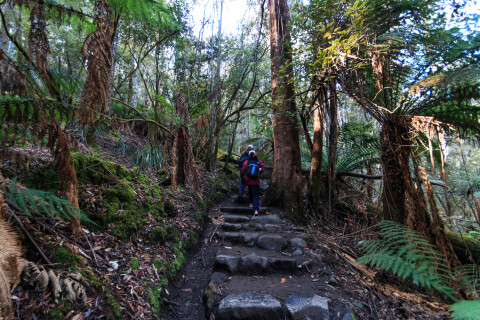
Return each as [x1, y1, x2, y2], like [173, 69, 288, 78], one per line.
[149, 225, 167, 244]
[156, 169, 167, 179]
[73, 153, 132, 185]
[54, 247, 82, 265]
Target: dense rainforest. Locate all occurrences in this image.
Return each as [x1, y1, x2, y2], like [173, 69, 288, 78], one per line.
[0, 0, 480, 319]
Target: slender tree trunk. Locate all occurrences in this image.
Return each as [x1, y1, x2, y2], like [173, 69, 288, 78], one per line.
[264, 0, 303, 218]
[309, 85, 324, 214]
[326, 82, 338, 212]
[206, 0, 224, 171]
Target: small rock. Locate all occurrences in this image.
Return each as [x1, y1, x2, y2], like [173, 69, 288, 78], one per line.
[257, 235, 288, 251]
[239, 253, 269, 274]
[225, 215, 251, 223]
[217, 292, 283, 320]
[244, 223, 263, 231]
[306, 251, 322, 261]
[223, 232, 245, 243]
[264, 224, 282, 232]
[290, 238, 308, 248]
[328, 275, 339, 286]
[295, 233, 310, 241]
[215, 255, 240, 273]
[208, 272, 229, 293]
[269, 257, 298, 271]
[242, 233, 260, 243]
[285, 294, 330, 320]
[222, 223, 242, 231]
[252, 214, 283, 225]
[342, 305, 356, 320]
[292, 248, 303, 256]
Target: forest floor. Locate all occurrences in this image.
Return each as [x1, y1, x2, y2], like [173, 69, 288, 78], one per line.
[0, 132, 454, 319]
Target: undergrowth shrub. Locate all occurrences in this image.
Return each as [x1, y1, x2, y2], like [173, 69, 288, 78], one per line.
[357, 220, 480, 319]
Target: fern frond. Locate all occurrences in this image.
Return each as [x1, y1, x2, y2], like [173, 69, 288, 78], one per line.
[6, 178, 92, 223]
[450, 300, 480, 320]
[357, 220, 457, 302]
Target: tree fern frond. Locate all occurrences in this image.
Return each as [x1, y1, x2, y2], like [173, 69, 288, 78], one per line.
[357, 220, 457, 301]
[450, 300, 480, 320]
[7, 178, 93, 223]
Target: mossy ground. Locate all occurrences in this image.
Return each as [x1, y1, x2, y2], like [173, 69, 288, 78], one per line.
[19, 152, 233, 318]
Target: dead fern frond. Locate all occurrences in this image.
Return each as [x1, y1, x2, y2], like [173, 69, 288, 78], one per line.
[77, 0, 112, 125]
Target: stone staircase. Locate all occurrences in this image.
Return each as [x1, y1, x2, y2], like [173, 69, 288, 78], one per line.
[203, 202, 356, 320]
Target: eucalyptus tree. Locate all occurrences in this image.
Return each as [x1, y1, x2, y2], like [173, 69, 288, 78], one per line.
[264, 0, 303, 217]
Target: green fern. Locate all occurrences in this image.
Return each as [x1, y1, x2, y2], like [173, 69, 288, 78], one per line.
[357, 220, 457, 301]
[456, 264, 480, 296]
[7, 178, 92, 223]
[450, 300, 480, 320]
[133, 146, 163, 170]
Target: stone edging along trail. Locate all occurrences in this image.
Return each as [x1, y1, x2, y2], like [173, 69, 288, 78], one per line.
[163, 185, 357, 320]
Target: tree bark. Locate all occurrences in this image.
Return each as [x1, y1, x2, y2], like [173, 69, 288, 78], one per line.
[380, 115, 411, 224]
[264, 0, 303, 218]
[309, 85, 324, 214]
[326, 82, 339, 212]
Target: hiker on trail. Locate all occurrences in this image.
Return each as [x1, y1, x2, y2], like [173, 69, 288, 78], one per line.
[238, 144, 254, 203]
[242, 150, 264, 216]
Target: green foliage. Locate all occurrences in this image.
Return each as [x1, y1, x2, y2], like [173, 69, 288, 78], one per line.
[130, 257, 140, 269]
[73, 153, 132, 185]
[7, 178, 91, 223]
[357, 220, 457, 301]
[109, 0, 178, 29]
[54, 247, 82, 265]
[450, 300, 480, 320]
[133, 146, 163, 170]
[455, 264, 480, 296]
[149, 225, 167, 244]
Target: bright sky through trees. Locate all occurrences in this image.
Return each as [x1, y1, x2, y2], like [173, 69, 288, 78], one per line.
[191, 0, 251, 36]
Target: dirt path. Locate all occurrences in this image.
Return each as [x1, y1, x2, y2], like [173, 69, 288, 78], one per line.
[161, 197, 228, 320]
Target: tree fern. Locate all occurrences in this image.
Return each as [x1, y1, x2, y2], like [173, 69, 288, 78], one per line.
[450, 300, 480, 320]
[7, 178, 92, 223]
[357, 220, 457, 301]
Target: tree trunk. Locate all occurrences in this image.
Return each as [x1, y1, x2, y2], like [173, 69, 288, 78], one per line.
[206, 0, 224, 171]
[264, 0, 303, 218]
[309, 86, 324, 214]
[380, 115, 411, 223]
[326, 83, 338, 212]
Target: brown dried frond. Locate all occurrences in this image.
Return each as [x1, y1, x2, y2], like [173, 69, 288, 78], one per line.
[172, 126, 202, 196]
[28, 4, 54, 95]
[77, 0, 112, 125]
[22, 262, 86, 304]
[371, 50, 386, 90]
[195, 115, 209, 128]
[0, 173, 26, 319]
[174, 92, 188, 123]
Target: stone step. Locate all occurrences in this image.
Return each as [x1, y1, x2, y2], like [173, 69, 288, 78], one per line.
[214, 249, 313, 275]
[222, 221, 305, 233]
[216, 231, 310, 252]
[222, 222, 283, 232]
[215, 292, 330, 320]
[224, 214, 283, 225]
[220, 206, 271, 214]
